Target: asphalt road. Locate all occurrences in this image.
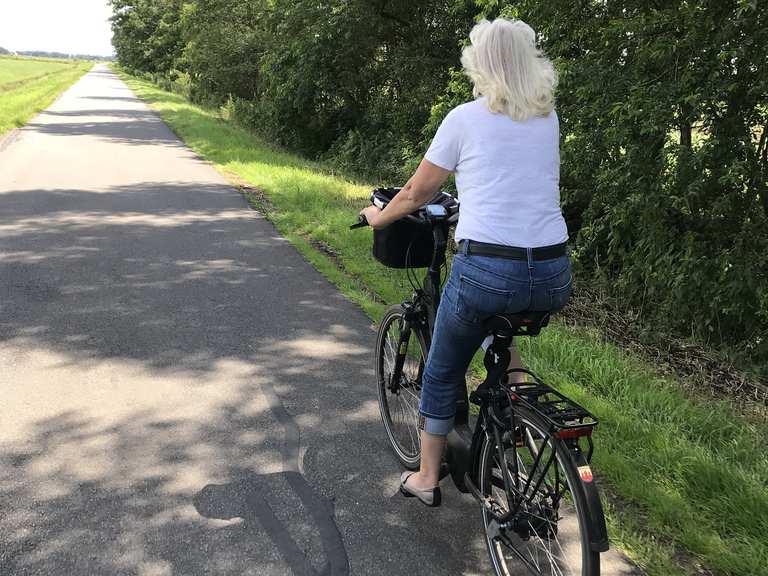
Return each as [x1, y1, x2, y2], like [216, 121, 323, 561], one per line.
[0, 65, 637, 576]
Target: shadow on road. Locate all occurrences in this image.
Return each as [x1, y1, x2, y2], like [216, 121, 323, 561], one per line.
[40, 109, 164, 119]
[25, 117, 182, 147]
[80, 95, 144, 103]
[0, 181, 488, 575]
[0, 182, 343, 372]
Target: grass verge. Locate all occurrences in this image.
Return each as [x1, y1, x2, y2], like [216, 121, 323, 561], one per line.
[0, 57, 92, 136]
[119, 70, 768, 576]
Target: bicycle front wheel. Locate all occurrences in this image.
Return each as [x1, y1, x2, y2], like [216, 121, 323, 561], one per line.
[375, 304, 429, 469]
[478, 406, 600, 576]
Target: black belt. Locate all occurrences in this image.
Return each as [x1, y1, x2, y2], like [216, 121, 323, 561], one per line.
[458, 239, 567, 261]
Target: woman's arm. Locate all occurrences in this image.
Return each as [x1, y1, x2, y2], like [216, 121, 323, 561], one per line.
[360, 159, 452, 229]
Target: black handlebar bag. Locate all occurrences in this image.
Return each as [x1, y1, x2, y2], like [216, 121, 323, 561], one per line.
[373, 219, 434, 268]
[370, 187, 457, 269]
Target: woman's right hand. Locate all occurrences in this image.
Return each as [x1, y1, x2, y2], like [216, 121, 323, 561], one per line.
[360, 205, 383, 229]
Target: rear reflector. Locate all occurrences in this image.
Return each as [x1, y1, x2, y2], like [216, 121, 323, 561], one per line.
[558, 427, 593, 439]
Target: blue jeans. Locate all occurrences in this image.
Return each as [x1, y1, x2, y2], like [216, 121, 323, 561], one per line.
[418, 246, 572, 435]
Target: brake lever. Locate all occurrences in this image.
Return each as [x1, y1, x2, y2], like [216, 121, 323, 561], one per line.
[350, 215, 369, 230]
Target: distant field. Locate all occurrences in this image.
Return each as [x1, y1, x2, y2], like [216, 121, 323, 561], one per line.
[0, 56, 91, 136]
[0, 58, 73, 87]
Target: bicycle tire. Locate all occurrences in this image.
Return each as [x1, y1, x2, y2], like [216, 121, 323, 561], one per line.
[375, 304, 429, 469]
[477, 405, 600, 576]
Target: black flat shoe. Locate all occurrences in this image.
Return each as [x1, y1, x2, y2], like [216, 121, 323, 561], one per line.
[399, 472, 442, 507]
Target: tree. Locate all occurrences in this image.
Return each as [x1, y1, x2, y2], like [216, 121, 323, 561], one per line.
[109, 0, 768, 363]
[109, 0, 185, 74]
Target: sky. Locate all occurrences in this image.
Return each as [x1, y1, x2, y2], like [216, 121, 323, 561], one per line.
[0, 0, 114, 56]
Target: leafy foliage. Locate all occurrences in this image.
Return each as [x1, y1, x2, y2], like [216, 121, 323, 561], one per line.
[110, 0, 185, 75]
[109, 0, 767, 367]
[517, 0, 767, 362]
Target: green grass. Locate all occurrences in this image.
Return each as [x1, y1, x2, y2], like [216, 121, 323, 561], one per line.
[0, 57, 73, 86]
[120, 70, 768, 576]
[0, 56, 91, 136]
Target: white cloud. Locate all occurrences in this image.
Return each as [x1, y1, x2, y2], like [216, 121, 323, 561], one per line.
[0, 0, 114, 56]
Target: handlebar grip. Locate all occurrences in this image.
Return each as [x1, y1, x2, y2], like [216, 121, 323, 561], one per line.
[350, 215, 369, 229]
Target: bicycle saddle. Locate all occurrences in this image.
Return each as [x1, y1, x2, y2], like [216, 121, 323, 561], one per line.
[483, 311, 550, 337]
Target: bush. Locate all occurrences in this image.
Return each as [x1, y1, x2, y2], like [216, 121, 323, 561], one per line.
[110, 0, 768, 367]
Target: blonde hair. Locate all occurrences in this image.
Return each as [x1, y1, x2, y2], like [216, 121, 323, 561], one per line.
[460, 18, 557, 121]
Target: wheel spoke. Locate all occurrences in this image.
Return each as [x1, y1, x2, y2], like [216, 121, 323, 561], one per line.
[481, 414, 592, 576]
[377, 309, 425, 467]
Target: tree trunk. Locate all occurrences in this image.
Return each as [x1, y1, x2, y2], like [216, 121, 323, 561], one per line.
[679, 103, 693, 148]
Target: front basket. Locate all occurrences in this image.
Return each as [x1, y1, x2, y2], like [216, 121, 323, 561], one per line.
[372, 219, 434, 268]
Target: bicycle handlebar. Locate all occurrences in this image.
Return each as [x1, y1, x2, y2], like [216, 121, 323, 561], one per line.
[350, 201, 458, 231]
[350, 215, 369, 229]
[350, 209, 457, 230]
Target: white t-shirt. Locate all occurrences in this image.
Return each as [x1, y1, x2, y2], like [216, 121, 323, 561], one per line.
[425, 98, 568, 248]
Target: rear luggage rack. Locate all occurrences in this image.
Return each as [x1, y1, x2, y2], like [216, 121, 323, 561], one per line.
[507, 380, 598, 434]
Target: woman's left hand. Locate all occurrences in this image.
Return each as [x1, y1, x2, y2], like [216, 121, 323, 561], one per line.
[360, 205, 383, 229]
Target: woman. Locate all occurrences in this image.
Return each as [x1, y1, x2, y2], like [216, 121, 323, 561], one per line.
[360, 18, 571, 507]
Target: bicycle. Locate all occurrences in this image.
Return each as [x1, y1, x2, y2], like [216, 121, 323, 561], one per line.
[352, 188, 609, 576]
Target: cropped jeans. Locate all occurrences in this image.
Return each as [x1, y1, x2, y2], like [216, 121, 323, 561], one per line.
[418, 244, 572, 435]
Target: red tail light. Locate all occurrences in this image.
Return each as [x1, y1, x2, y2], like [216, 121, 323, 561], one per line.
[558, 427, 593, 439]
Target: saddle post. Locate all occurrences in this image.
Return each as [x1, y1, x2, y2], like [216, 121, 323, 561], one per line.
[447, 311, 552, 494]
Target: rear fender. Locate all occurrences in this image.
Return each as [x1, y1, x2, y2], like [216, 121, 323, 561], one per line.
[570, 450, 609, 553]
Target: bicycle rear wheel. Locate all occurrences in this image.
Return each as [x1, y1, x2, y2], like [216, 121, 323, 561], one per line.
[375, 304, 429, 469]
[478, 406, 600, 576]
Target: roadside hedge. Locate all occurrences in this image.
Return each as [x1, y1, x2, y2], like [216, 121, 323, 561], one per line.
[110, 0, 767, 368]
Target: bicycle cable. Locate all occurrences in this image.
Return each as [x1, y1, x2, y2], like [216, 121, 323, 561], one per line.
[405, 241, 421, 293]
